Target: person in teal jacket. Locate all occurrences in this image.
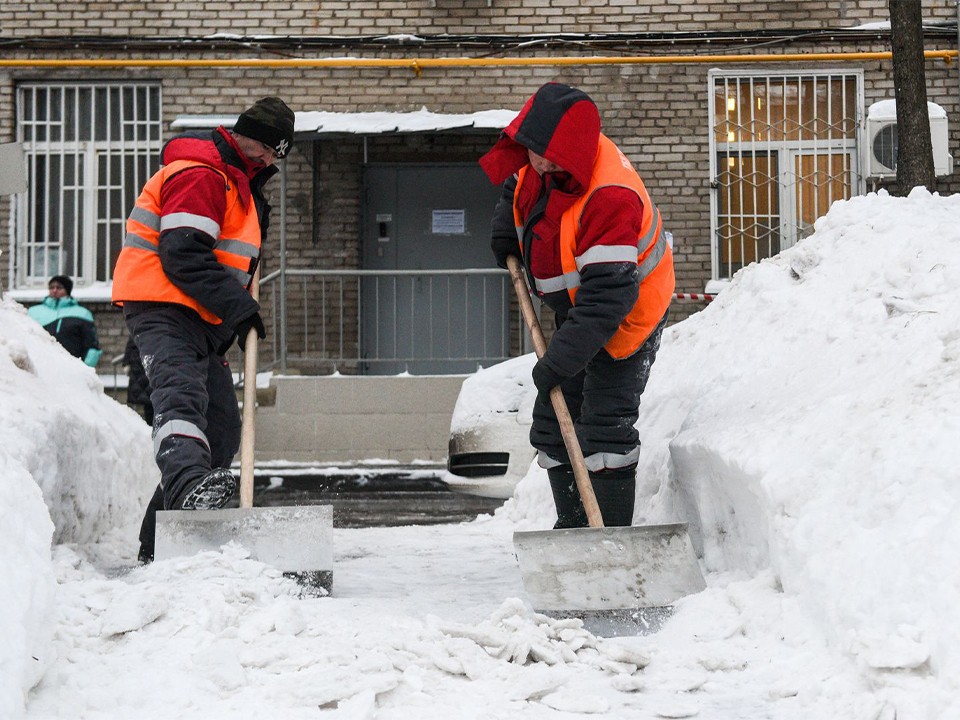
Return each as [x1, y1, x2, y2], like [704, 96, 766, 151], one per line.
[27, 275, 102, 367]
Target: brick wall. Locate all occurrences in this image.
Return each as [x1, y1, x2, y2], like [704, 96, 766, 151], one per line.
[4, 1, 955, 36]
[2, 1, 959, 367]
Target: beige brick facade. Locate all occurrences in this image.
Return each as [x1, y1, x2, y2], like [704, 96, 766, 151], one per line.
[2, 1, 959, 371]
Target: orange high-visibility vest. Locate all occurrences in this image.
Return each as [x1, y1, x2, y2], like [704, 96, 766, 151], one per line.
[515, 134, 675, 358]
[112, 159, 261, 324]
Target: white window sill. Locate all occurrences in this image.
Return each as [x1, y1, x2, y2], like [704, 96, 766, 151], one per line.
[5, 281, 114, 304]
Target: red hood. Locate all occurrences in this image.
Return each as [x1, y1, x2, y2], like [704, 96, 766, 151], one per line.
[161, 127, 258, 206]
[479, 83, 601, 195]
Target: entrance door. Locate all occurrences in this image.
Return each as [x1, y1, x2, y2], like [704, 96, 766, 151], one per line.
[361, 163, 505, 374]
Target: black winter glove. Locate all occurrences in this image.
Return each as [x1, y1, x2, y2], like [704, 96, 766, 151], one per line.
[531, 358, 566, 405]
[491, 235, 520, 270]
[234, 312, 266, 353]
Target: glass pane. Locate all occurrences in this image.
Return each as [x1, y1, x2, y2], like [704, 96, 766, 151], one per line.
[149, 87, 161, 141]
[30, 247, 60, 278]
[62, 86, 94, 142]
[716, 75, 859, 145]
[716, 152, 780, 277]
[794, 152, 852, 238]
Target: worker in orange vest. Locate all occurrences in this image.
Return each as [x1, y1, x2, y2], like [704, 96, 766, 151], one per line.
[112, 97, 294, 563]
[480, 82, 675, 528]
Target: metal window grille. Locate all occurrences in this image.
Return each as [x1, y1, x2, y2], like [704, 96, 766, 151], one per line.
[708, 71, 864, 280]
[14, 82, 163, 287]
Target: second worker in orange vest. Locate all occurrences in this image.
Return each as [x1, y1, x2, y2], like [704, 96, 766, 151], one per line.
[480, 82, 675, 529]
[112, 97, 295, 563]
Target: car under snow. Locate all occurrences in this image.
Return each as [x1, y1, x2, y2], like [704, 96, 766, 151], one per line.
[443, 353, 537, 499]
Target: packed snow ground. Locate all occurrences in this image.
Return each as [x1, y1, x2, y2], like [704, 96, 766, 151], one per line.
[3, 188, 959, 719]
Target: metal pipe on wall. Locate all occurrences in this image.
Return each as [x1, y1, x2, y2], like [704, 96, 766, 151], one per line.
[0, 50, 956, 71]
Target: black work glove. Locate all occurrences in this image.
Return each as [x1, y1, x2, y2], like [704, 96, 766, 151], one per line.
[531, 358, 566, 405]
[234, 312, 266, 352]
[491, 235, 520, 270]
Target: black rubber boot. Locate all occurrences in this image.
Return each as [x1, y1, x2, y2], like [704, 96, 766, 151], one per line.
[548, 466, 588, 529]
[137, 484, 164, 564]
[589, 468, 637, 527]
[176, 468, 237, 511]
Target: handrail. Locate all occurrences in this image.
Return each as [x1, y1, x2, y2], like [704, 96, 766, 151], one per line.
[255, 267, 712, 375]
[265, 267, 507, 277]
[258, 267, 517, 374]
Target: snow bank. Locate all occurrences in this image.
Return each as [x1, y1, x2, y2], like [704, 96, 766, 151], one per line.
[630, 189, 960, 710]
[0, 299, 157, 715]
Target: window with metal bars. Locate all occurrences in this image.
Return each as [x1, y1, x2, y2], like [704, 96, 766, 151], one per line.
[708, 70, 864, 280]
[14, 82, 163, 288]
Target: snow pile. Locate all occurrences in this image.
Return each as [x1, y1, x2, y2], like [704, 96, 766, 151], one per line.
[0, 300, 157, 544]
[622, 188, 960, 713]
[0, 299, 157, 716]
[29, 544, 648, 719]
[0, 442, 54, 718]
[435, 597, 650, 670]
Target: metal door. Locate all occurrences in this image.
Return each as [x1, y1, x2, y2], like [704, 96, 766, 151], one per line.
[361, 163, 506, 374]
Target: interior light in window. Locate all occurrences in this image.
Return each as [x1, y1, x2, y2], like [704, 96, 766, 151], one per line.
[727, 131, 736, 143]
[727, 157, 737, 169]
[727, 97, 737, 112]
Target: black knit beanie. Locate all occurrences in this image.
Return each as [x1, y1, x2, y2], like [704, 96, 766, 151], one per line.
[49, 275, 73, 295]
[233, 97, 295, 159]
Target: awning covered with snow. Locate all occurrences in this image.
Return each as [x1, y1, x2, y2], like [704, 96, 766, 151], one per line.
[171, 107, 516, 138]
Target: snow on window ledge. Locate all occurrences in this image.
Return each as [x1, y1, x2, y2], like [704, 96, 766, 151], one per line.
[5, 281, 114, 304]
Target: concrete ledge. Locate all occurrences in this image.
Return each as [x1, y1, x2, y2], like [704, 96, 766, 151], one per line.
[255, 374, 468, 464]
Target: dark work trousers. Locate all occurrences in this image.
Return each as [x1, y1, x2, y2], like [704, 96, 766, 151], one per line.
[531, 312, 668, 472]
[126, 306, 241, 557]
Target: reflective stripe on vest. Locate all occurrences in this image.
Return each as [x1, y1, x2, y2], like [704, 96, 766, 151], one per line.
[515, 134, 675, 358]
[112, 159, 261, 324]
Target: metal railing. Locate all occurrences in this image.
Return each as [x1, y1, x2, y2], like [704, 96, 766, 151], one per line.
[259, 267, 523, 375]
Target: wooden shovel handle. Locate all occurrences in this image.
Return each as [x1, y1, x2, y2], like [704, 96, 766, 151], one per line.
[506, 255, 604, 528]
[239, 266, 260, 509]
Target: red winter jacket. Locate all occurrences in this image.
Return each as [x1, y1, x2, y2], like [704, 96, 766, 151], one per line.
[480, 83, 673, 377]
[113, 128, 275, 344]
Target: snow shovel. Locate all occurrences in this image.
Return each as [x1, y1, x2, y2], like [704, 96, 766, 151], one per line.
[154, 268, 334, 592]
[506, 255, 704, 632]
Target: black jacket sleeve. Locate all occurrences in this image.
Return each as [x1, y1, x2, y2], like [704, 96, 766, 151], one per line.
[541, 262, 640, 377]
[158, 227, 259, 329]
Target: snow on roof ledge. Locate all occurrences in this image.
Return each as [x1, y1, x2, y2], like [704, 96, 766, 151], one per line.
[867, 99, 947, 121]
[171, 107, 516, 135]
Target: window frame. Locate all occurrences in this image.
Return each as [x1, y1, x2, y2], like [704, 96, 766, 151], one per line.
[13, 81, 163, 291]
[707, 69, 865, 282]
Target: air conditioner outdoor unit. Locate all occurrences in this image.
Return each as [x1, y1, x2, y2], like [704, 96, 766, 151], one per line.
[866, 100, 953, 178]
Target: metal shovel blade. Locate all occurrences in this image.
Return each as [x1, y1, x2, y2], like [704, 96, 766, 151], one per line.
[513, 523, 705, 613]
[155, 504, 334, 591]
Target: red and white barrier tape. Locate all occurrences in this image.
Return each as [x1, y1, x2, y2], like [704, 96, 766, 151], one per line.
[671, 293, 715, 302]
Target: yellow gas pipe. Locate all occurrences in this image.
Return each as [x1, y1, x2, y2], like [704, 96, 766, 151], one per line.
[0, 49, 955, 74]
